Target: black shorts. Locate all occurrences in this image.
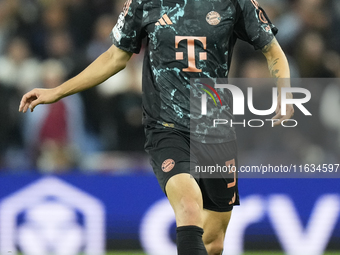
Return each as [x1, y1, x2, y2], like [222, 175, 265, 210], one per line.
[144, 126, 240, 212]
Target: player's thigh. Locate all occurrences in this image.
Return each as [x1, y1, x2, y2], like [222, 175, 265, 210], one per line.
[202, 209, 232, 248]
[166, 173, 204, 227]
[145, 127, 203, 226]
[145, 127, 193, 193]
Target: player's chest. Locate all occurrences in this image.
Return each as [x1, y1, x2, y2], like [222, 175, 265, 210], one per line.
[143, 0, 237, 41]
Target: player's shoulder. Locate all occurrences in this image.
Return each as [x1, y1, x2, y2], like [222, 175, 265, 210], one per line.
[233, 0, 258, 9]
[130, 0, 156, 5]
[228, 0, 244, 11]
[121, 0, 146, 14]
[128, 0, 159, 10]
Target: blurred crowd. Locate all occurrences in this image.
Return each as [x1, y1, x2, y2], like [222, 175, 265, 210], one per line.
[0, 0, 339, 172]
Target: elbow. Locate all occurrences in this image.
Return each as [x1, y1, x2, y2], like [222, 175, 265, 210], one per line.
[106, 45, 132, 74]
[105, 53, 130, 76]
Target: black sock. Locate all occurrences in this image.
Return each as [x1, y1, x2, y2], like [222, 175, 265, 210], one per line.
[176, 225, 208, 255]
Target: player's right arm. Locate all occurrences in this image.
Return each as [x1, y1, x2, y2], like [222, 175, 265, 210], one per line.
[19, 44, 132, 113]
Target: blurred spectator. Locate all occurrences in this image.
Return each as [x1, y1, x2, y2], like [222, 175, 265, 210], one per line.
[86, 15, 115, 62]
[99, 58, 144, 151]
[29, 1, 70, 58]
[0, 0, 19, 54]
[323, 51, 340, 78]
[294, 31, 333, 78]
[79, 15, 116, 136]
[82, 12, 143, 145]
[0, 81, 22, 169]
[275, 0, 331, 53]
[257, 0, 288, 22]
[41, 2, 68, 32]
[66, 0, 95, 49]
[295, 0, 331, 31]
[320, 81, 340, 155]
[22, 60, 96, 172]
[240, 57, 270, 79]
[45, 30, 86, 77]
[330, 0, 340, 53]
[92, 0, 116, 16]
[0, 36, 41, 93]
[0, 0, 339, 171]
[112, 0, 129, 16]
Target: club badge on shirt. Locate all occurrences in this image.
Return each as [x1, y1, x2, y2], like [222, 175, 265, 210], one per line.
[206, 11, 221, 25]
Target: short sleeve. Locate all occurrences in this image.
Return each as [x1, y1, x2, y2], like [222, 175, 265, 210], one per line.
[110, 0, 145, 54]
[234, 0, 278, 50]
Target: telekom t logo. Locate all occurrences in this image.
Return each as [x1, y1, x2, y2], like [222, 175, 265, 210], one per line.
[175, 36, 207, 72]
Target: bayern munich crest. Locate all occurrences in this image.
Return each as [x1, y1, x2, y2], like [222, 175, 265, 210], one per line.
[161, 159, 175, 172]
[206, 11, 221, 25]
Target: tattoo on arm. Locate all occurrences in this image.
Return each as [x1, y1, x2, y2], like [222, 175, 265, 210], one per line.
[269, 58, 280, 78]
[262, 39, 282, 78]
[261, 38, 278, 54]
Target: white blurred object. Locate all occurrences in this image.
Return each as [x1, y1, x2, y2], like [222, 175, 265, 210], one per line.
[0, 177, 105, 255]
[18, 201, 83, 255]
[0, 37, 41, 92]
[268, 194, 340, 255]
[320, 83, 340, 145]
[223, 196, 265, 255]
[140, 198, 177, 255]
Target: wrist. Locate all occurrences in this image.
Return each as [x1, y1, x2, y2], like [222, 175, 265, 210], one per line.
[278, 91, 293, 99]
[53, 86, 65, 100]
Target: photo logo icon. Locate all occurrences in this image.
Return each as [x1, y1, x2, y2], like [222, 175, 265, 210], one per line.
[197, 82, 223, 115]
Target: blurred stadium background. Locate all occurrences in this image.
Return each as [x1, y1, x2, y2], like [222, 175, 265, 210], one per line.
[0, 0, 340, 254]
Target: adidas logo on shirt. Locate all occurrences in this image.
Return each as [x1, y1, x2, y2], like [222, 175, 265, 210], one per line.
[155, 14, 173, 26]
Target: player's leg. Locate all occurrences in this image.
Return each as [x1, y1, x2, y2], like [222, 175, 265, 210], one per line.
[166, 173, 204, 227]
[199, 170, 238, 255]
[145, 127, 208, 255]
[166, 173, 208, 255]
[194, 140, 239, 255]
[202, 209, 232, 255]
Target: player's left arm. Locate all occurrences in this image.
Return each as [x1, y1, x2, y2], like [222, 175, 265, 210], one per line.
[262, 37, 294, 126]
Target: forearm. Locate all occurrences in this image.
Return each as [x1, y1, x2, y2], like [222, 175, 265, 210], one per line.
[262, 38, 294, 124]
[262, 38, 290, 92]
[55, 45, 132, 99]
[19, 45, 132, 113]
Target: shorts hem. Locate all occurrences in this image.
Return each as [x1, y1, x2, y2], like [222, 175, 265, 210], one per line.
[162, 172, 196, 197]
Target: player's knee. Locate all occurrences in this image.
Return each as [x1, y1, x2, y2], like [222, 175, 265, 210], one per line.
[177, 196, 202, 223]
[179, 196, 201, 216]
[204, 232, 225, 255]
[206, 239, 224, 255]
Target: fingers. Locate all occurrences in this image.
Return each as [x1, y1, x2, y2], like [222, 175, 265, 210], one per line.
[271, 113, 282, 126]
[272, 114, 290, 126]
[19, 96, 31, 113]
[271, 103, 283, 126]
[272, 106, 294, 127]
[19, 90, 40, 113]
[29, 97, 42, 112]
[19, 88, 58, 113]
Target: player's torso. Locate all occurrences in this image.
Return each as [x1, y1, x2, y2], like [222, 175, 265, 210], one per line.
[142, 0, 237, 76]
[140, 0, 237, 143]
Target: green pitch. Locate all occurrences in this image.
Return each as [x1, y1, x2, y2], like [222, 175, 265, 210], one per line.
[106, 251, 340, 255]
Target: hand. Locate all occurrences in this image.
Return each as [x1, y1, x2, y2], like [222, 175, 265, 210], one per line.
[272, 92, 294, 127]
[19, 88, 60, 113]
